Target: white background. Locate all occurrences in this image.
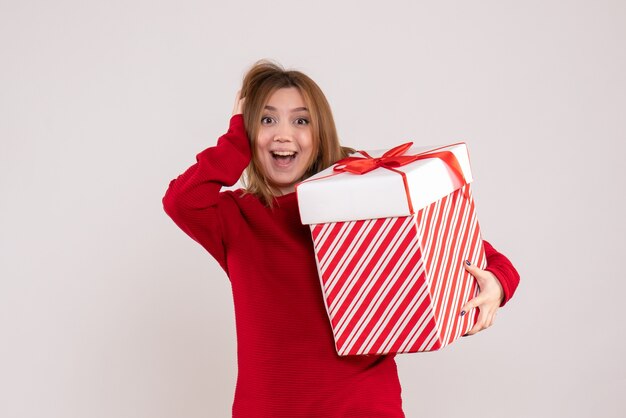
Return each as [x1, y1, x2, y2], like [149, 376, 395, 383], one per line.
[1, 1, 624, 417]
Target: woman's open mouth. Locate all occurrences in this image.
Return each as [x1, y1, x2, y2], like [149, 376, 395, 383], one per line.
[271, 151, 298, 167]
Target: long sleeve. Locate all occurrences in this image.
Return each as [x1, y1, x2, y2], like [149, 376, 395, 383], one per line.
[483, 240, 520, 306]
[162, 114, 251, 270]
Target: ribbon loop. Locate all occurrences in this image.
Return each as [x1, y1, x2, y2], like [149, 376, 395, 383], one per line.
[334, 143, 466, 187]
[333, 142, 468, 214]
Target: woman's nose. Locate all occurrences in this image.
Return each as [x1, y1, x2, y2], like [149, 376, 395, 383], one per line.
[273, 123, 293, 142]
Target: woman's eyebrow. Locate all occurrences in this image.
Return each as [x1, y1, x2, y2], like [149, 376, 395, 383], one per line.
[264, 105, 309, 112]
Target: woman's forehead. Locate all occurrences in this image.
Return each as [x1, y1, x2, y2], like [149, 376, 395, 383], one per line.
[265, 87, 308, 110]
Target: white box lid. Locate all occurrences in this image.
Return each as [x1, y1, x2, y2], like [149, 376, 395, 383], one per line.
[296, 142, 474, 225]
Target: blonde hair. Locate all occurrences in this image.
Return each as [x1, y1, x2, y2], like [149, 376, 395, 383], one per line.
[239, 60, 354, 205]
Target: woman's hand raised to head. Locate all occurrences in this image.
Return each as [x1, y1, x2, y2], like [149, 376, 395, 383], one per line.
[460, 260, 505, 336]
[232, 90, 245, 116]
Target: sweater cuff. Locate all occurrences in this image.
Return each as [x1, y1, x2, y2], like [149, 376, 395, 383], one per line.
[226, 113, 250, 160]
[230, 113, 244, 127]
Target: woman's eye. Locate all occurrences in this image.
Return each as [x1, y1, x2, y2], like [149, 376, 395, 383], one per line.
[295, 118, 310, 125]
[261, 116, 274, 125]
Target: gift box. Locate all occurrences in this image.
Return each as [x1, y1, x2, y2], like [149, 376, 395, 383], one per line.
[296, 142, 487, 356]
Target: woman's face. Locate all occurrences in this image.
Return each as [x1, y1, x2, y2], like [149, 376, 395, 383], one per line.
[255, 87, 314, 195]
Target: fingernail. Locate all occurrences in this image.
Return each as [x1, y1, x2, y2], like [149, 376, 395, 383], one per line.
[465, 260, 471, 266]
[460, 310, 466, 316]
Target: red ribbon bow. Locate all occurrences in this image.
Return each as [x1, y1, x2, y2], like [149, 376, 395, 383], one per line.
[333, 142, 467, 214]
[333, 142, 420, 174]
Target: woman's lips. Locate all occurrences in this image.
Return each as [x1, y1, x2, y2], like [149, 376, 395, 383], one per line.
[271, 151, 297, 167]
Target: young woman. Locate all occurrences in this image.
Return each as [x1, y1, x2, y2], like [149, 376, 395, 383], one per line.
[163, 60, 520, 417]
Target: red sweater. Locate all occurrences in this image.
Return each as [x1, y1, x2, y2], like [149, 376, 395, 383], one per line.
[163, 115, 520, 417]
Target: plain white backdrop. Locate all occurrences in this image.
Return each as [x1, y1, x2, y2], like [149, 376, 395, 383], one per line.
[1, 1, 624, 417]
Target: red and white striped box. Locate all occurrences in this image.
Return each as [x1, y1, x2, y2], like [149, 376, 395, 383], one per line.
[296, 142, 486, 356]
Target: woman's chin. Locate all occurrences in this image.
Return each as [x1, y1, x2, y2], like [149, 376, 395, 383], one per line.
[267, 177, 300, 195]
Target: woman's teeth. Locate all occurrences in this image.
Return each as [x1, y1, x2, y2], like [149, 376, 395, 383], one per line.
[271, 151, 297, 160]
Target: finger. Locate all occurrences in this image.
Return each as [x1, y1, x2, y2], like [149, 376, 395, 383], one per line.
[460, 294, 485, 317]
[463, 301, 501, 336]
[487, 310, 497, 328]
[464, 259, 482, 276]
[469, 304, 493, 334]
[464, 259, 490, 287]
[470, 307, 497, 334]
[465, 316, 485, 336]
[232, 90, 243, 115]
